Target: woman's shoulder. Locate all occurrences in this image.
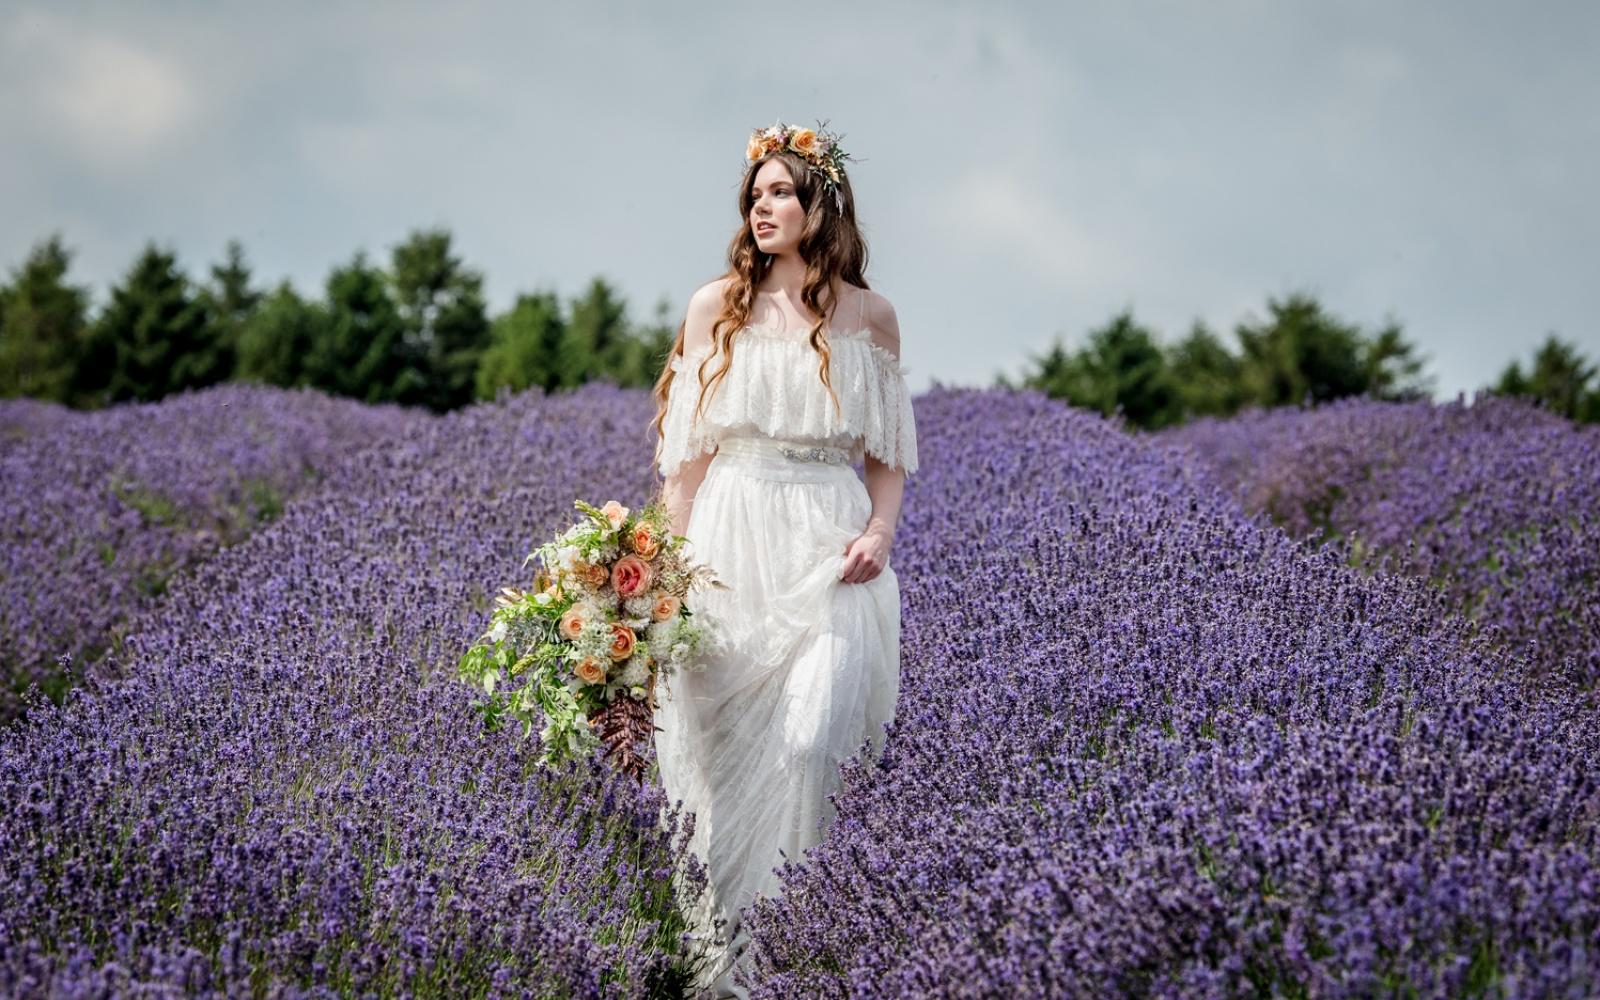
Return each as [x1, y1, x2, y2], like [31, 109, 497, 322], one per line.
[681, 278, 732, 356]
[858, 287, 903, 361]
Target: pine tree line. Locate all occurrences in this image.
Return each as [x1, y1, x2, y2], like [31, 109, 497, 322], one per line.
[0, 230, 676, 412]
[1004, 299, 1599, 429]
[1, 230, 1594, 425]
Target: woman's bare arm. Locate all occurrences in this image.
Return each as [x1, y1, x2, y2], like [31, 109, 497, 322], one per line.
[664, 449, 715, 538]
[860, 453, 906, 546]
[660, 280, 724, 537]
[842, 291, 910, 583]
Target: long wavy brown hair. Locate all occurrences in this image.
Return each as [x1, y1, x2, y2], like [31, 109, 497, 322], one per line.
[649, 149, 871, 476]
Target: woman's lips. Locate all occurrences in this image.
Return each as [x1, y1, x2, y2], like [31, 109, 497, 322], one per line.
[756, 224, 776, 235]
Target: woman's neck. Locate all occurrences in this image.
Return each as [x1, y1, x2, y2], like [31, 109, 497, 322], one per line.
[758, 253, 811, 298]
[757, 259, 849, 306]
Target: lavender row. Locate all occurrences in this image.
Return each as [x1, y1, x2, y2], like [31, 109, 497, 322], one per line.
[0, 385, 706, 997]
[0, 384, 412, 720]
[741, 387, 1599, 998]
[5, 382, 1596, 995]
[1158, 392, 1600, 689]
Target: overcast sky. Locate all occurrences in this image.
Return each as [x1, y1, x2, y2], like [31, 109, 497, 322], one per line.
[2, 0, 1596, 398]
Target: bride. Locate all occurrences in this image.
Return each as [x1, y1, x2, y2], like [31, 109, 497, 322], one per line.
[649, 120, 919, 999]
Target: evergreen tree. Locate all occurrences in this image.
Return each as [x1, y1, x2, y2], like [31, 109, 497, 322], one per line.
[1234, 291, 1369, 408]
[91, 243, 216, 403]
[308, 252, 412, 403]
[627, 296, 681, 385]
[1021, 308, 1180, 429]
[389, 229, 490, 411]
[1010, 339, 1069, 395]
[1492, 334, 1599, 422]
[1167, 319, 1245, 418]
[476, 290, 565, 398]
[1360, 320, 1433, 401]
[200, 240, 263, 384]
[0, 234, 89, 402]
[236, 281, 326, 387]
[557, 278, 630, 388]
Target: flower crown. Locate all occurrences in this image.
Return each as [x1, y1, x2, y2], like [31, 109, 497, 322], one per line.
[745, 118, 856, 212]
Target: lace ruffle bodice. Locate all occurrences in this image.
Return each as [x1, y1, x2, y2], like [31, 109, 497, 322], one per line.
[656, 324, 919, 478]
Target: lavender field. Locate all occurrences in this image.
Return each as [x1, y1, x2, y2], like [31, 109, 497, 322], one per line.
[1, 384, 1597, 997]
[1160, 393, 1600, 691]
[0, 386, 412, 720]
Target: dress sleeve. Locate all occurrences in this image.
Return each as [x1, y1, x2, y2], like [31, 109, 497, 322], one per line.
[656, 350, 721, 478]
[861, 341, 919, 475]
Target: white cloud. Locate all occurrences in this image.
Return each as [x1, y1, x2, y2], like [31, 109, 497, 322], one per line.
[3, 10, 201, 169]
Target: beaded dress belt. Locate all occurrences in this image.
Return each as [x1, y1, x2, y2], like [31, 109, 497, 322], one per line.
[719, 436, 850, 465]
[778, 443, 848, 464]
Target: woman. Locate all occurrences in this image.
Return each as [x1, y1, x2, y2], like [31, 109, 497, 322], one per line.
[649, 120, 919, 998]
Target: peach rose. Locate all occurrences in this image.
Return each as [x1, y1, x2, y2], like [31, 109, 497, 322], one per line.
[630, 523, 660, 560]
[559, 606, 586, 640]
[650, 592, 681, 622]
[608, 622, 637, 661]
[788, 127, 818, 156]
[573, 656, 607, 685]
[600, 500, 629, 532]
[611, 554, 654, 598]
[746, 135, 767, 161]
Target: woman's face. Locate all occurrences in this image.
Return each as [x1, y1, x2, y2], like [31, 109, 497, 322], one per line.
[749, 159, 806, 256]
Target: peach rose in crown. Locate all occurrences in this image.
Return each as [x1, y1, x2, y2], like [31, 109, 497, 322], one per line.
[788, 127, 818, 156]
[559, 606, 587, 640]
[630, 523, 661, 560]
[608, 622, 637, 661]
[650, 592, 681, 622]
[600, 500, 629, 532]
[574, 655, 607, 685]
[746, 135, 767, 161]
[611, 554, 654, 598]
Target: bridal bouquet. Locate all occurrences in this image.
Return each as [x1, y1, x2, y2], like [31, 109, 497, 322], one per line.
[456, 498, 724, 779]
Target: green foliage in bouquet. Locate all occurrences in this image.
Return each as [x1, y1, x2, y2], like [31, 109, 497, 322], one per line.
[457, 497, 723, 778]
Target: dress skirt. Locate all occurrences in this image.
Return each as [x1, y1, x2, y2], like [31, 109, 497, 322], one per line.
[654, 433, 902, 996]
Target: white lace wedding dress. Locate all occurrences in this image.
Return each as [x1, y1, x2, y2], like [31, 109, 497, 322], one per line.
[653, 291, 919, 998]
